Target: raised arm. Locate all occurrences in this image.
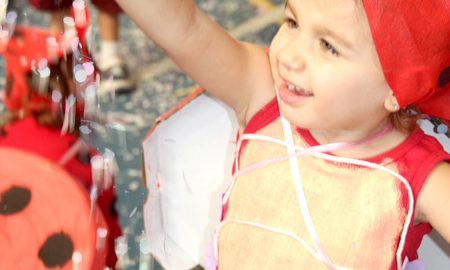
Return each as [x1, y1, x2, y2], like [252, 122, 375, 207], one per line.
[115, 0, 274, 125]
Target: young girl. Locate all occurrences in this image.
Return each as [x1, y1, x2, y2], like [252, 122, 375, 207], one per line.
[116, 0, 450, 269]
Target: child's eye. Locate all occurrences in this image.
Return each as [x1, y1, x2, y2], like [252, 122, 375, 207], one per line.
[320, 39, 339, 56]
[284, 17, 298, 29]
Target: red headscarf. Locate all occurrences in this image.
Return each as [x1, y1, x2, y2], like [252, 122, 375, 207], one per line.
[363, 0, 450, 120]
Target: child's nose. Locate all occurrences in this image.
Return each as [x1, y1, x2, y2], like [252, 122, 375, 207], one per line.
[278, 39, 306, 71]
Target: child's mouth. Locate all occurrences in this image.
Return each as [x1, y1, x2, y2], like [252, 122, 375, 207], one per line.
[286, 82, 313, 96]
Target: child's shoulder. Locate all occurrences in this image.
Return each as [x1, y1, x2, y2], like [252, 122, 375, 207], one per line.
[415, 120, 450, 240]
[415, 160, 450, 235]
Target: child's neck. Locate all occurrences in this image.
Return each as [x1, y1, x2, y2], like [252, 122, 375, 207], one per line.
[309, 121, 409, 159]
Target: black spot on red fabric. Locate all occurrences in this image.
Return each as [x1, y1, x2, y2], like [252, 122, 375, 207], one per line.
[0, 186, 31, 215]
[38, 232, 74, 268]
[438, 66, 450, 88]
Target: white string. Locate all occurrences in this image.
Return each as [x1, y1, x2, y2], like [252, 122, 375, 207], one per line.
[308, 152, 413, 270]
[214, 219, 351, 270]
[58, 138, 86, 166]
[278, 110, 336, 269]
[226, 113, 337, 268]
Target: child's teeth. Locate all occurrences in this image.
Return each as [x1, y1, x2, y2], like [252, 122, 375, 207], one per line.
[287, 82, 312, 96]
[288, 83, 301, 91]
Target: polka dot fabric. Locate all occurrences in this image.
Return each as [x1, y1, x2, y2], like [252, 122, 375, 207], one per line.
[0, 147, 108, 270]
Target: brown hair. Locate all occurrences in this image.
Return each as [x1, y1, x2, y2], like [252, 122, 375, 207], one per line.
[390, 106, 422, 133]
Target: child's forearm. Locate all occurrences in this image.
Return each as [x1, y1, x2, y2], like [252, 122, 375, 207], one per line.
[116, 0, 273, 121]
[114, 0, 228, 80]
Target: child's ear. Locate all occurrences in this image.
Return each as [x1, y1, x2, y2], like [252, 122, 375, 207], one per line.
[384, 91, 400, 112]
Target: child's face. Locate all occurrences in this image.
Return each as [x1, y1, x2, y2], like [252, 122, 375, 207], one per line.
[269, 0, 393, 131]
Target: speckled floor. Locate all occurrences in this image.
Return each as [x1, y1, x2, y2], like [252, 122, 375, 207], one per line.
[0, 0, 284, 269]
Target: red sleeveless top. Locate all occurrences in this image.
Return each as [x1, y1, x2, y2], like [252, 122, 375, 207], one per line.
[219, 99, 449, 269]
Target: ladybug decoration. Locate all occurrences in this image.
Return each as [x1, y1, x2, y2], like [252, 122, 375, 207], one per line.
[0, 10, 120, 268]
[0, 147, 108, 269]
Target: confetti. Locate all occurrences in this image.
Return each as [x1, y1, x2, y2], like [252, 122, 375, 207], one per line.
[129, 207, 137, 218]
[72, 251, 83, 270]
[128, 180, 140, 191]
[139, 235, 151, 255]
[83, 61, 95, 76]
[61, 95, 76, 134]
[74, 64, 87, 83]
[79, 125, 92, 135]
[72, 0, 88, 28]
[103, 148, 116, 189]
[114, 236, 128, 256]
[96, 228, 108, 250]
[90, 154, 104, 188]
[83, 83, 98, 119]
[51, 90, 62, 114]
[37, 65, 51, 94]
[5, 11, 17, 36]
[63, 16, 76, 34]
[0, 0, 7, 23]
